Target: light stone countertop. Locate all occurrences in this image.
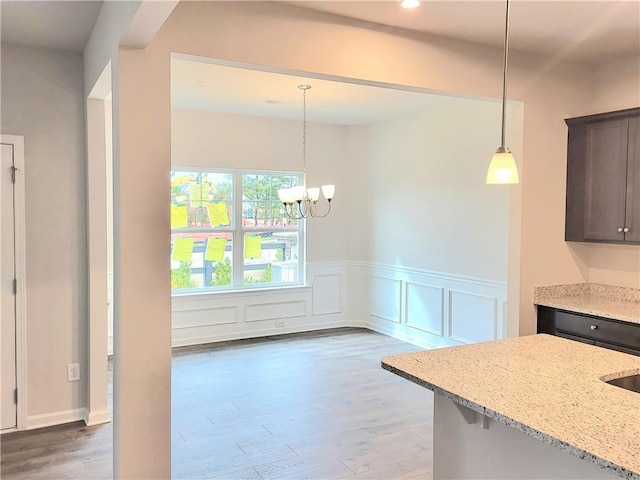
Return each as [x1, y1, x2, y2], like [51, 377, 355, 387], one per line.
[534, 283, 640, 324]
[382, 334, 640, 480]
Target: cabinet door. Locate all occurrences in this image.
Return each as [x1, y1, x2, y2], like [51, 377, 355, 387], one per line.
[584, 119, 629, 241]
[624, 117, 640, 243]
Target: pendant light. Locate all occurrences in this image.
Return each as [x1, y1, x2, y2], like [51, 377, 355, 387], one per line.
[486, 0, 519, 184]
[278, 85, 335, 219]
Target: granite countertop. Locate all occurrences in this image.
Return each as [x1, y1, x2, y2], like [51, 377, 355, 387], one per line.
[382, 334, 640, 480]
[534, 283, 640, 324]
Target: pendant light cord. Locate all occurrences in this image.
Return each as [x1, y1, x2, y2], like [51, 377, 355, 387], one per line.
[500, 0, 510, 148]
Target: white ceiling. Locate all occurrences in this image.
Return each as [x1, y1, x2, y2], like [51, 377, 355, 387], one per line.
[1, 1, 637, 62]
[3, 1, 637, 124]
[296, 1, 640, 66]
[1, 1, 103, 53]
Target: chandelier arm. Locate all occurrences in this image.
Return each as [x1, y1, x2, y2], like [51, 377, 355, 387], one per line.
[310, 200, 331, 219]
[283, 202, 302, 220]
[297, 200, 307, 219]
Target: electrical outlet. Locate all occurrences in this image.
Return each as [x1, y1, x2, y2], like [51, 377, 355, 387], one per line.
[276, 320, 285, 327]
[67, 363, 80, 382]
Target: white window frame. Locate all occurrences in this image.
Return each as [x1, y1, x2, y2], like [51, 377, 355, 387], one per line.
[171, 167, 305, 295]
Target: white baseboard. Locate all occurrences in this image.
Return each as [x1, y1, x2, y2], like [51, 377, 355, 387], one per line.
[84, 408, 111, 426]
[25, 408, 85, 430]
[172, 318, 350, 348]
[366, 317, 456, 350]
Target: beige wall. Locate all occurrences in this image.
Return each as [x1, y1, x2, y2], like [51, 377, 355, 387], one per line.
[590, 55, 640, 113]
[1, 45, 88, 419]
[366, 95, 510, 281]
[154, 1, 596, 337]
[171, 108, 351, 262]
[578, 54, 640, 288]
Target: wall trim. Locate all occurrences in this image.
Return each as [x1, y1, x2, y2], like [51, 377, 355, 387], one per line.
[25, 408, 85, 430]
[366, 319, 451, 350]
[346, 260, 507, 289]
[1, 134, 27, 431]
[405, 282, 445, 336]
[169, 260, 507, 350]
[171, 318, 351, 347]
[448, 290, 499, 344]
[84, 408, 111, 426]
[370, 275, 402, 323]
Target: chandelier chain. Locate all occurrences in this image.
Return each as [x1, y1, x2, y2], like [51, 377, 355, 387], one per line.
[277, 84, 334, 218]
[302, 86, 307, 185]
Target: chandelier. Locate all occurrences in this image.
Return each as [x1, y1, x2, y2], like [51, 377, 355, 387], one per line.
[278, 85, 335, 219]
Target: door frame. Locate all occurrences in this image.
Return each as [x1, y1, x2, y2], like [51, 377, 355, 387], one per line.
[85, 63, 112, 426]
[1, 134, 27, 432]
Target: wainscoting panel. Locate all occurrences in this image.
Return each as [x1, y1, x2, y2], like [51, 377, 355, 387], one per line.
[172, 305, 238, 329]
[449, 290, 498, 344]
[245, 299, 306, 323]
[166, 261, 508, 350]
[365, 262, 507, 349]
[406, 282, 444, 336]
[370, 276, 402, 323]
[312, 274, 342, 316]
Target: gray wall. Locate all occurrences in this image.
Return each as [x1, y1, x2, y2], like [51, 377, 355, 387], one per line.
[1, 44, 87, 421]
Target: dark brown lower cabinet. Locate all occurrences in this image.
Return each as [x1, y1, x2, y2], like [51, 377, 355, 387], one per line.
[537, 306, 640, 356]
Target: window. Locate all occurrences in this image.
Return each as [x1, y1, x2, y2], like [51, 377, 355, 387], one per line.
[170, 168, 303, 293]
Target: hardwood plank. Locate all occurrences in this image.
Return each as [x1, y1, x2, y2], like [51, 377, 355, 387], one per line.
[2, 328, 433, 480]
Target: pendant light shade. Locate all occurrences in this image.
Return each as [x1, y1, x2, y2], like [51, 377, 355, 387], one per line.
[487, 0, 519, 185]
[487, 146, 519, 184]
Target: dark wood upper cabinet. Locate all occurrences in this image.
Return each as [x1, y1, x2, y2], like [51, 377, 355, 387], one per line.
[565, 108, 640, 245]
[626, 116, 640, 243]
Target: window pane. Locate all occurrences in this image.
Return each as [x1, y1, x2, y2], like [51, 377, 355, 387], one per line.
[242, 173, 300, 228]
[243, 231, 299, 285]
[171, 232, 233, 290]
[171, 169, 303, 293]
[243, 201, 294, 228]
[171, 171, 233, 228]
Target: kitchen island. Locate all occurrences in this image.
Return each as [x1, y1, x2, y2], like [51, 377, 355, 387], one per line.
[382, 334, 640, 479]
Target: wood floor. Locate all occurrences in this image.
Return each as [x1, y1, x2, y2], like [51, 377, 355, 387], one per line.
[1, 328, 434, 479]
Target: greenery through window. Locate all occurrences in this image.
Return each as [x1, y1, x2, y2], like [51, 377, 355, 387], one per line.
[171, 169, 303, 292]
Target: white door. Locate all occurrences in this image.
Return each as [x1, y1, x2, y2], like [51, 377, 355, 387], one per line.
[1, 143, 17, 430]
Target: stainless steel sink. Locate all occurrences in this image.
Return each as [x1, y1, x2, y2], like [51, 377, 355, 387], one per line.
[606, 374, 640, 393]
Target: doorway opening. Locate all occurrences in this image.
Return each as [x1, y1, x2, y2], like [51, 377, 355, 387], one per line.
[85, 62, 113, 426]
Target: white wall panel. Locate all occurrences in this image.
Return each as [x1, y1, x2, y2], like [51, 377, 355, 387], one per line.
[172, 305, 238, 329]
[312, 274, 342, 316]
[406, 282, 444, 336]
[449, 291, 497, 344]
[169, 261, 506, 351]
[245, 299, 306, 322]
[370, 276, 402, 323]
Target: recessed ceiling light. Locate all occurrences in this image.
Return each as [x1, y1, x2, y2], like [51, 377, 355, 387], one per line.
[266, 100, 280, 104]
[401, 0, 421, 8]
